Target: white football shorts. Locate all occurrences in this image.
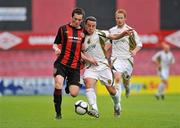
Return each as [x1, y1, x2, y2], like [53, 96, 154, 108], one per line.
[83, 68, 113, 86]
[158, 69, 169, 80]
[113, 58, 133, 77]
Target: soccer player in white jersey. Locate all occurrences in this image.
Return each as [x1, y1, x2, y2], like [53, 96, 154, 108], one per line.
[81, 16, 121, 118]
[109, 9, 143, 97]
[152, 43, 175, 100]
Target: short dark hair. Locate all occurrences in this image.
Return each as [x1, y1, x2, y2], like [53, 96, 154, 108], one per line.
[72, 8, 85, 18]
[85, 16, 97, 24]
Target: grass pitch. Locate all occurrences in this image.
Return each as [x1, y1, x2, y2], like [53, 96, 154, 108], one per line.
[0, 94, 180, 128]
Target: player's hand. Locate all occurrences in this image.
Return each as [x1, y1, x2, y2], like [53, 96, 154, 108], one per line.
[130, 50, 136, 56]
[122, 29, 134, 37]
[108, 63, 113, 69]
[54, 48, 61, 56]
[90, 58, 98, 66]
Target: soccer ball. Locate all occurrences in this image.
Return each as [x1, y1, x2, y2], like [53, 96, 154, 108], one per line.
[74, 100, 88, 115]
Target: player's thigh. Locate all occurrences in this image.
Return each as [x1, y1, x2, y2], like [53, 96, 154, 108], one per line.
[114, 59, 133, 73]
[83, 69, 98, 88]
[99, 68, 113, 86]
[113, 60, 124, 81]
[67, 68, 80, 85]
[98, 69, 116, 95]
[113, 59, 133, 81]
[84, 78, 97, 88]
[160, 70, 169, 81]
[67, 69, 81, 96]
[123, 62, 133, 80]
[53, 62, 66, 89]
[69, 85, 80, 97]
[113, 59, 126, 73]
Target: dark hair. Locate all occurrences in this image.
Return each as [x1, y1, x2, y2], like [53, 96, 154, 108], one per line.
[85, 16, 97, 24]
[72, 8, 85, 18]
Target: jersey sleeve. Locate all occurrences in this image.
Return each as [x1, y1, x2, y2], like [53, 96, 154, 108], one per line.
[133, 30, 143, 48]
[96, 30, 111, 44]
[54, 27, 62, 44]
[101, 30, 110, 38]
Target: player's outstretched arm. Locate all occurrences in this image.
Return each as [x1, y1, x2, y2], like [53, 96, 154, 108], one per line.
[108, 29, 134, 40]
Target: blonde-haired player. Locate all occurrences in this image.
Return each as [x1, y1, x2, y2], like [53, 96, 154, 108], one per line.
[152, 43, 175, 100]
[109, 9, 142, 97]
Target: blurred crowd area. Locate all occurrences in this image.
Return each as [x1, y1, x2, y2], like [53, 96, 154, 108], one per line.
[0, 49, 179, 77]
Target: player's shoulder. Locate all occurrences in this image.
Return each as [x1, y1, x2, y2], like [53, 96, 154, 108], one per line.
[109, 26, 118, 32]
[124, 24, 133, 29]
[124, 24, 140, 35]
[95, 29, 110, 43]
[95, 29, 102, 33]
[168, 51, 174, 57]
[157, 50, 164, 55]
[57, 24, 67, 31]
[96, 29, 109, 36]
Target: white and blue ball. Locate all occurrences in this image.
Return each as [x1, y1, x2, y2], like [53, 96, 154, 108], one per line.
[74, 100, 88, 115]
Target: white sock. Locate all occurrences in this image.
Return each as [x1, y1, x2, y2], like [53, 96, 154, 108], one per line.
[111, 89, 122, 110]
[119, 83, 122, 95]
[86, 88, 98, 111]
[114, 82, 122, 96]
[157, 82, 165, 96]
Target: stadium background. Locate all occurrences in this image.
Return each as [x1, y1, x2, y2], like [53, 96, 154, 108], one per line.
[0, 0, 180, 95]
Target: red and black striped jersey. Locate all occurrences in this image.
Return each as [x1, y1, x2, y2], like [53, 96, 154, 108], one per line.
[54, 24, 84, 69]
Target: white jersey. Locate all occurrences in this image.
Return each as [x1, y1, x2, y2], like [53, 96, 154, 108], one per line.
[109, 24, 142, 60]
[83, 30, 110, 71]
[152, 50, 175, 72]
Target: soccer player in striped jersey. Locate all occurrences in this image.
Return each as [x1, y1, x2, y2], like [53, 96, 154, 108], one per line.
[109, 9, 142, 98]
[152, 43, 175, 100]
[81, 16, 121, 118]
[52, 8, 85, 119]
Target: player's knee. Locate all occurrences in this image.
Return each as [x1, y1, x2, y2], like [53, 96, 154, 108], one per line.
[109, 91, 116, 95]
[107, 87, 116, 95]
[69, 86, 79, 97]
[85, 84, 92, 89]
[54, 76, 64, 89]
[70, 92, 78, 97]
[115, 78, 121, 84]
[55, 82, 62, 89]
[111, 88, 117, 95]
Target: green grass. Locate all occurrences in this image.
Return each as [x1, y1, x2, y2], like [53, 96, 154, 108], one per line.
[0, 94, 180, 128]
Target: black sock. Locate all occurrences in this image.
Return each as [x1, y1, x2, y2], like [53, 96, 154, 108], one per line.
[53, 88, 62, 116]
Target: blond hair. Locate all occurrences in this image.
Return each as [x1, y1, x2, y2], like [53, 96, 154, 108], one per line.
[115, 9, 127, 18]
